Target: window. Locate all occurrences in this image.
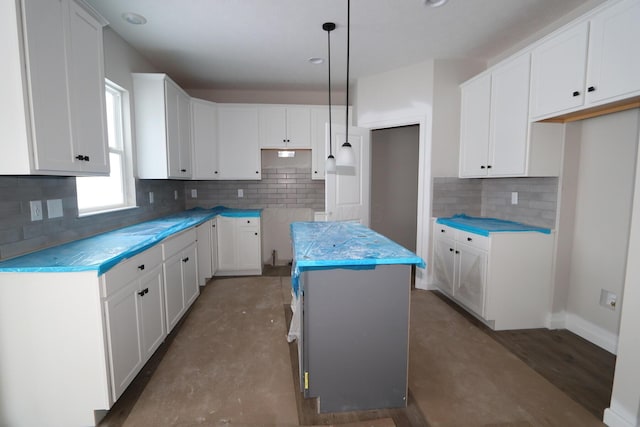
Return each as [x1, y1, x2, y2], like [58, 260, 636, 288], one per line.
[76, 80, 136, 215]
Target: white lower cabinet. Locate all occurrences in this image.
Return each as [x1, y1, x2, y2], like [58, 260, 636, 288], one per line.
[433, 221, 554, 330]
[162, 229, 199, 332]
[103, 262, 165, 402]
[216, 216, 262, 276]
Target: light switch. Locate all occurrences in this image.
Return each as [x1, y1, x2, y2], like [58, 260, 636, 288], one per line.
[191, 189, 198, 198]
[47, 199, 64, 219]
[238, 189, 244, 198]
[511, 192, 518, 205]
[30, 200, 43, 221]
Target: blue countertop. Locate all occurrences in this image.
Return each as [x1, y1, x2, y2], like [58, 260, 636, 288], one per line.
[436, 214, 551, 237]
[290, 221, 425, 295]
[0, 207, 261, 275]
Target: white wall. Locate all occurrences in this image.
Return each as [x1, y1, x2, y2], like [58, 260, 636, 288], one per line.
[103, 29, 158, 91]
[565, 110, 639, 349]
[186, 88, 346, 106]
[605, 117, 640, 426]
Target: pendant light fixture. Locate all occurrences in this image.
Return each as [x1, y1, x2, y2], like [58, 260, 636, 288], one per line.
[336, 0, 356, 167]
[323, 22, 337, 173]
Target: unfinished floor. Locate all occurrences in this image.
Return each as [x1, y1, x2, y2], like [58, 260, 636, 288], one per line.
[99, 273, 612, 427]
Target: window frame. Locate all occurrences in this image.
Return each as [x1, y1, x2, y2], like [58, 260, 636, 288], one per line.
[76, 79, 137, 216]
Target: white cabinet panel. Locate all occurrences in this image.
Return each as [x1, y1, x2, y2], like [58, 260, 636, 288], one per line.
[162, 231, 198, 333]
[530, 22, 589, 118]
[211, 219, 219, 276]
[1, 0, 109, 175]
[433, 236, 456, 296]
[133, 73, 192, 179]
[196, 220, 213, 286]
[455, 243, 487, 317]
[215, 216, 262, 276]
[459, 74, 491, 177]
[259, 105, 311, 149]
[163, 252, 184, 332]
[182, 244, 199, 308]
[217, 105, 261, 180]
[138, 265, 166, 360]
[586, 0, 640, 105]
[191, 99, 219, 179]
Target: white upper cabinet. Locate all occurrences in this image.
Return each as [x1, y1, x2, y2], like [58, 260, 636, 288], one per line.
[191, 98, 219, 180]
[531, 0, 640, 120]
[0, 0, 109, 176]
[310, 106, 351, 180]
[585, 0, 640, 105]
[133, 73, 192, 179]
[530, 22, 589, 119]
[217, 105, 262, 180]
[259, 105, 311, 149]
[460, 54, 563, 178]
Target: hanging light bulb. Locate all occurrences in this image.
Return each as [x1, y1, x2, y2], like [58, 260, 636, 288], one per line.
[336, 0, 355, 167]
[323, 22, 337, 173]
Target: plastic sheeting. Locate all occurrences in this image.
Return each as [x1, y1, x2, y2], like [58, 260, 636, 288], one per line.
[290, 221, 425, 296]
[436, 214, 551, 237]
[0, 207, 262, 275]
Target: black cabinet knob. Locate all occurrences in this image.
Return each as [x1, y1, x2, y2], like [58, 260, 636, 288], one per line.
[137, 288, 148, 297]
[214, 171, 218, 174]
[182, 257, 189, 263]
[440, 229, 445, 233]
[480, 165, 486, 169]
[455, 250, 460, 254]
[467, 237, 472, 241]
[75, 155, 89, 161]
[181, 169, 187, 172]
[449, 248, 454, 252]
[254, 232, 258, 236]
[588, 86, 596, 92]
[256, 171, 259, 174]
[572, 91, 580, 97]
[314, 171, 318, 174]
[487, 165, 492, 169]
[138, 264, 145, 270]
[247, 220, 250, 223]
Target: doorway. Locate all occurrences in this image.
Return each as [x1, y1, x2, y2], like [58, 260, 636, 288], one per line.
[370, 125, 420, 251]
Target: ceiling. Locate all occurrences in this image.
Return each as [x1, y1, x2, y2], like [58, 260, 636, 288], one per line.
[86, 0, 603, 92]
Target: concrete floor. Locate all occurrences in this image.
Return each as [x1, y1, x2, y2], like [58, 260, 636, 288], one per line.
[110, 275, 604, 426]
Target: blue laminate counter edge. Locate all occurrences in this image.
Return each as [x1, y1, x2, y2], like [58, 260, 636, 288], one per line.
[0, 207, 262, 275]
[436, 214, 552, 237]
[290, 221, 425, 296]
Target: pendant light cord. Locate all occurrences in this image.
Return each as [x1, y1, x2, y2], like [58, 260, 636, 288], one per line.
[327, 27, 333, 157]
[344, 0, 350, 145]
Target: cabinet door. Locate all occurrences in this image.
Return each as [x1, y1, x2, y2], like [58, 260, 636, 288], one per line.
[67, 0, 109, 174]
[459, 74, 491, 177]
[191, 99, 219, 179]
[455, 243, 487, 317]
[177, 90, 192, 177]
[138, 265, 166, 362]
[163, 252, 185, 332]
[218, 106, 261, 179]
[237, 225, 261, 271]
[285, 106, 311, 148]
[196, 221, 212, 286]
[104, 279, 142, 402]
[530, 22, 589, 118]
[433, 237, 456, 295]
[164, 81, 182, 178]
[259, 106, 287, 148]
[586, 0, 640, 105]
[181, 244, 199, 309]
[22, 0, 75, 173]
[489, 54, 530, 176]
[310, 106, 348, 180]
[211, 219, 219, 276]
[216, 216, 237, 270]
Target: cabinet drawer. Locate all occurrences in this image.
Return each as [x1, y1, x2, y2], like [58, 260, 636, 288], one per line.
[456, 230, 490, 251]
[238, 217, 260, 228]
[101, 245, 162, 297]
[434, 224, 455, 237]
[162, 229, 197, 259]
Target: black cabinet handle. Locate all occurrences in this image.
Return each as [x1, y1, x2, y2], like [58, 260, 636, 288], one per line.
[440, 229, 445, 233]
[75, 155, 89, 161]
[254, 232, 258, 236]
[256, 171, 259, 174]
[467, 237, 472, 242]
[449, 248, 454, 252]
[572, 91, 580, 97]
[182, 257, 189, 263]
[247, 220, 250, 223]
[314, 171, 318, 174]
[212, 224, 216, 228]
[214, 171, 218, 174]
[137, 288, 149, 297]
[588, 86, 595, 92]
[138, 264, 145, 270]
[480, 165, 486, 169]
[487, 165, 492, 169]
[455, 250, 460, 254]
[181, 169, 187, 172]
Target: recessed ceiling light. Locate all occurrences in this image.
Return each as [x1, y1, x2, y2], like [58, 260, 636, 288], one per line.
[424, 0, 448, 7]
[122, 12, 147, 25]
[308, 57, 325, 65]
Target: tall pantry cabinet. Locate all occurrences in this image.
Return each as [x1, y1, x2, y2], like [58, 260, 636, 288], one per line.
[0, 0, 110, 175]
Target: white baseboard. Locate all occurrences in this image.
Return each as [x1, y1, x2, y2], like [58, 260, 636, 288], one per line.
[604, 407, 638, 427]
[547, 311, 567, 329]
[565, 312, 618, 355]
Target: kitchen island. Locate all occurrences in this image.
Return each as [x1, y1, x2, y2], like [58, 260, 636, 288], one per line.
[289, 221, 425, 413]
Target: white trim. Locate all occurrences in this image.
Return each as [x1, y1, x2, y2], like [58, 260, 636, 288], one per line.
[604, 406, 638, 427]
[565, 312, 618, 354]
[358, 113, 431, 290]
[547, 310, 567, 329]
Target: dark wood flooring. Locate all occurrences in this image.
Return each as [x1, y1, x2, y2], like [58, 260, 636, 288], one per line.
[432, 290, 616, 420]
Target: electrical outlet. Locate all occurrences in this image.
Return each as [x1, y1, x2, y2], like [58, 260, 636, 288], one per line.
[191, 189, 197, 198]
[149, 192, 154, 204]
[238, 189, 244, 198]
[46, 199, 63, 219]
[511, 192, 518, 205]
[30, 200, 43, 221]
